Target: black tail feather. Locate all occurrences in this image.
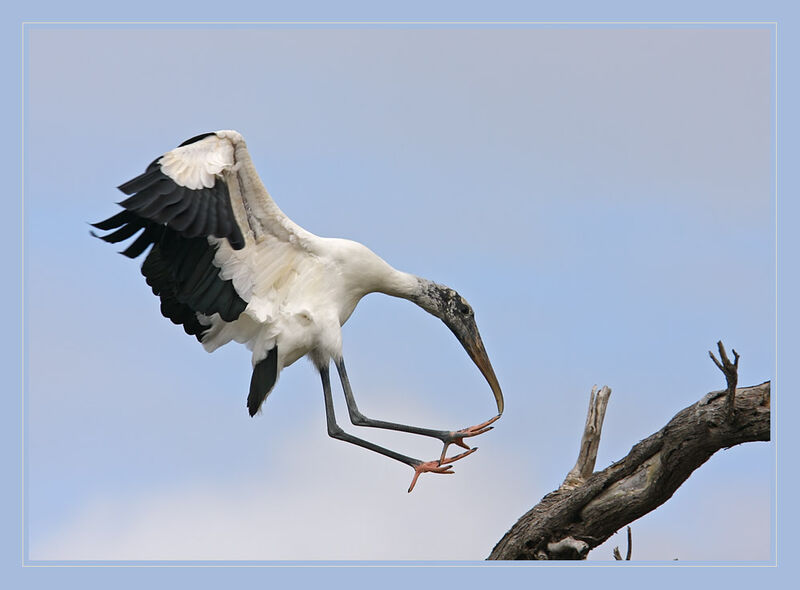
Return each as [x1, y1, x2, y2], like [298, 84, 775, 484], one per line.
[248, 348, 279, 417]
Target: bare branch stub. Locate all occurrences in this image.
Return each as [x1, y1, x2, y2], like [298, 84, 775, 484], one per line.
[563, 385, 612, 489]
[612, 526, 632, 561]
[625, 525, 632, 561]
[709, 340, 740, 423]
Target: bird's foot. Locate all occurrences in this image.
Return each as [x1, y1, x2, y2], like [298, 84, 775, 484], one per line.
[407, 448, 477, 493]
[438, 414, 501, 464]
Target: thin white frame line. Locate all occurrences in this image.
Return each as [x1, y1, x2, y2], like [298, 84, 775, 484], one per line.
[21, 561, 778, 568]
[20, 20, 778, 568]
[21, 21, 778, 25]
[773, 21, 779, 568]
[20, 19, 26, 569]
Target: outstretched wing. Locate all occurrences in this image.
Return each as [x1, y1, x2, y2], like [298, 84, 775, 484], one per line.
[92, 130, 321, 345]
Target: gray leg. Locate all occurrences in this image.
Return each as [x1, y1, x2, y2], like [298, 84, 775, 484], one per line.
[335, 358, 495, 461]
[320, 363, 470, 492]
[321, 364, 419, 467]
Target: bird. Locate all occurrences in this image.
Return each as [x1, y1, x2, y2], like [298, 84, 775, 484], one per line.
[92, 130, 504, 492]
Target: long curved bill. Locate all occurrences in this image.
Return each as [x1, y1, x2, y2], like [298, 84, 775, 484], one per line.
[462, 329, 504, 416]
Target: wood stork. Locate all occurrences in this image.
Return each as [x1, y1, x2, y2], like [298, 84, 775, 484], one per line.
[93, 130, 503, 492]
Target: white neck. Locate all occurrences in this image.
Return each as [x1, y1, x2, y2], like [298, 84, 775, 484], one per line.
[373, 265, 442, 317]
[376, 267, 423, 299]
[336, 239, 441, 317]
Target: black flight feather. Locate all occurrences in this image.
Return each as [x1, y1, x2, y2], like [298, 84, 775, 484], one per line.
[92, 132, 252, 342]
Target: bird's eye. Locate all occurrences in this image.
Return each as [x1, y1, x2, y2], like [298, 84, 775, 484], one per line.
[459, 303, 471, 315]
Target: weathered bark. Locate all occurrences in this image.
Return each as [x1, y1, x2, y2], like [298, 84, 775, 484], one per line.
[488, 380, 770, 560]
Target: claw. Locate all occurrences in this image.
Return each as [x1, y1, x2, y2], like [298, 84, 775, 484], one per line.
[407, 447, 478, 493]
[408, 461, 453, 493]
[444, 446, 478, 464]
[438, 414, 501, 464]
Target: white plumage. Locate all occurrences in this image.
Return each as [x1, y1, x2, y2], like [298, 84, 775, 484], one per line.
[196, 132, 404, 369]
[94, 130, 503, 491]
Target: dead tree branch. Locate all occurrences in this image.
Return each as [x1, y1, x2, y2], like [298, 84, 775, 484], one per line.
[488, 345, 770, 560]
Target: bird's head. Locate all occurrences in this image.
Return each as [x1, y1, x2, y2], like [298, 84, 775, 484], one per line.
[415, 281, 504, 416]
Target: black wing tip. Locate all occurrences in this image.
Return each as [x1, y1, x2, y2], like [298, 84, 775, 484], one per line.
[117, 167, 169, 196]
[88, 228, 131, 249]
[91, 210, 134, 230]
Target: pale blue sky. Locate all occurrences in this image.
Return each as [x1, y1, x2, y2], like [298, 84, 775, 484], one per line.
[22, 24, 773, 565]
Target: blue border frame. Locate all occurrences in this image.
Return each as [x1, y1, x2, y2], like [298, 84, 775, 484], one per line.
[4, 2, 794, 587]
